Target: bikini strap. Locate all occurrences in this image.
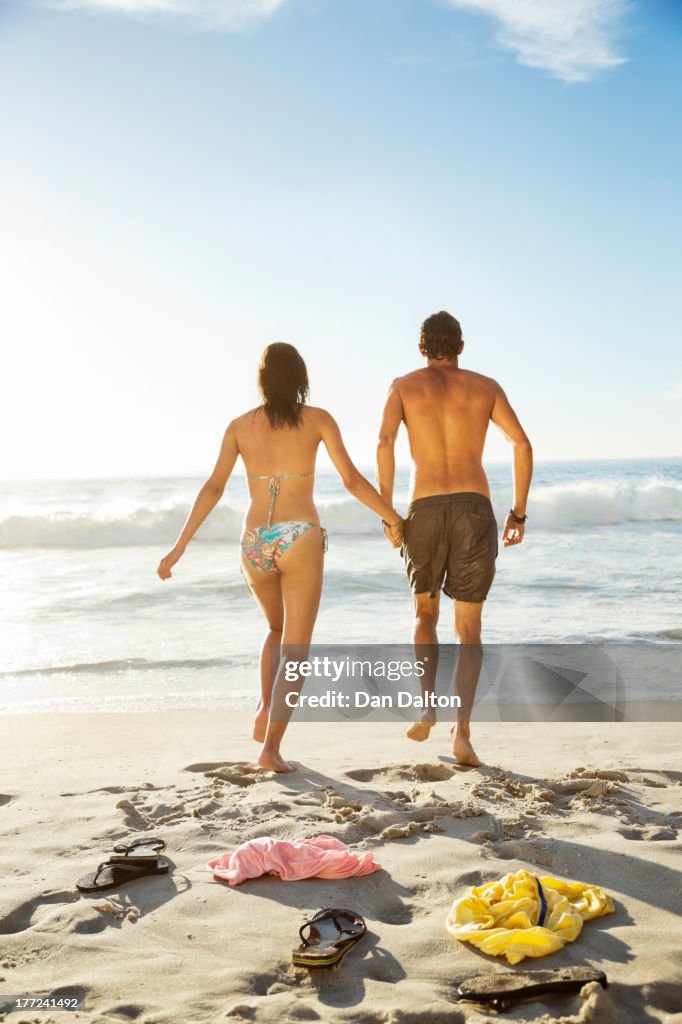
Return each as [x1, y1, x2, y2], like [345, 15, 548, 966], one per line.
[247, 473, 314, 527]
[247, 473, 314, 480]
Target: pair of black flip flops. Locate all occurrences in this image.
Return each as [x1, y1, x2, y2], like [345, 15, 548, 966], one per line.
[292, 909, 367, 969]
[76, 837, 170, 893]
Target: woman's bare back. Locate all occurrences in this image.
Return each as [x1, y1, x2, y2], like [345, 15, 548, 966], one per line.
[234, 406, 324, 528]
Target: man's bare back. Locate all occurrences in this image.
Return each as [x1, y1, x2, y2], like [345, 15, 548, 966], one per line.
[379, 358, 531, 531]
[393, 364, 496, 500]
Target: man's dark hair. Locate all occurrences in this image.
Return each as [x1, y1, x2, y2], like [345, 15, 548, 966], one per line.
[258, 342, 309, 429]
[419, 311, 463, 361]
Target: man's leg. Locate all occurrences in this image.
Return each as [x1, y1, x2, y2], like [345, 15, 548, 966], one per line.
[406, 591, 440, 741]
[452, 600, 484, 767]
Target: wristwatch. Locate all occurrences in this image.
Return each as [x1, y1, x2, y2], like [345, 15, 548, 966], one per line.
[508, 509, 527, 524]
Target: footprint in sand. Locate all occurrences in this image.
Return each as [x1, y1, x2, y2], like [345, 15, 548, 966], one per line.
[298, 788, 376, 822]
[618, 825, 677, 842]
[324, 790, 363, 814]
[242, 966, 296, 997]
[184, 762, 267, 787]
[226, 1005, 256, 1020]
[345, 763, 455, 784]
[115, 797, 190, 830]
[60, 783, 158, 798]
[549, 769, 680, 834]
[566, 767, 629, 783]
[0, 890, 81, 935]
[377, 819, 445, 840]
[103, 1003, 144, 1020]
[292, 790, 330, 808]
[488, 837, 559, 868]
[471, 770, 531, 802]
[114, 771, 252, 829]
[552, 778, 619, 798]
[336, 786, 484, 844]
[0, 794, 13, 807]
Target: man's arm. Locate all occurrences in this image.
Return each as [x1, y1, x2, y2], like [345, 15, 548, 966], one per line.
[376, 380, 404, 506]
[491, 384, 533, 547]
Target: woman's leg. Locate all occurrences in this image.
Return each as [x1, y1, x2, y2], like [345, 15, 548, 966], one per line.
[259, 527, 325, 773]
[240, 560, 284, 743]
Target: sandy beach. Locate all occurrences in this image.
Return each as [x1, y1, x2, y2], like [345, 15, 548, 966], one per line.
[4, 0, 682, 1019]
[1, 712, 680, 1024]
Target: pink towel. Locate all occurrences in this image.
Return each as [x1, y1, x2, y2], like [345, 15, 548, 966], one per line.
[207, 834, 382, 886]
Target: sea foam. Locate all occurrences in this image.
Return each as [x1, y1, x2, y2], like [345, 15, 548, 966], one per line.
[1, 478, 681, 549]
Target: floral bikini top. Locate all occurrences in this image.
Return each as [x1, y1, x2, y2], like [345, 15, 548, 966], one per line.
[247, 473, 314, 527]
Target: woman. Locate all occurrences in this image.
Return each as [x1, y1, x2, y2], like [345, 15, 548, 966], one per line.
[157, 343, 403, 772]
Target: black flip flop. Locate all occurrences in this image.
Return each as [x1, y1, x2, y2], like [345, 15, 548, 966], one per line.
[292, 909, 367, 969]
[109, 836, 167, 863]
[76, 857, 170, 893]
[457, 967, 608, 1010]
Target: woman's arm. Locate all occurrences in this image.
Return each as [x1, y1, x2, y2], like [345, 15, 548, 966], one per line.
[318, 410, 403, 546]
[157, 423, 239, 579]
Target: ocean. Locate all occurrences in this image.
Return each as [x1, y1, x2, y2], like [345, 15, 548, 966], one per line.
[1, 459, 680, 713]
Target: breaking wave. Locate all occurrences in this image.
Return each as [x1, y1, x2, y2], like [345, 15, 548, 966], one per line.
[1, 478, 681, 549]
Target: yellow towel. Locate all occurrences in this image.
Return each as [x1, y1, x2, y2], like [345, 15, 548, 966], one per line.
[445, 869, 615, 965]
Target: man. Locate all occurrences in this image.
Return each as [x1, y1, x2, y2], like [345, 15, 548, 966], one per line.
[377, 311, 532, 766]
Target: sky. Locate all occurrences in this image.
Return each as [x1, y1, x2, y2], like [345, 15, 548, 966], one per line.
[1, 0, 681, 479]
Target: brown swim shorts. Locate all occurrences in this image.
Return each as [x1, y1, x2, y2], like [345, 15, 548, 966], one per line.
[401, 492, 498, 602]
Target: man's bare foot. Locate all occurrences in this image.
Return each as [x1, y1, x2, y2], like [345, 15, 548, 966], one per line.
[252, 706, 269, 743]
[406, 720, 434, 742]
[451, 729, 482, 767]
[258, 749, 296, 773]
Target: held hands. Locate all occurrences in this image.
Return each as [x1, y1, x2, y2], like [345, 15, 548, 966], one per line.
[502, 513, 525, 547]
[382, 516, 404, 548]
[157, 545, 184, 580]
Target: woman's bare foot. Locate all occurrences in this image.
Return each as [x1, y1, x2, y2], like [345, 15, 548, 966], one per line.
[406, 720, 434, 742]
[252, 705, 269, 743]
[258, 748, 296, 773]
[451, 727, 482, 767]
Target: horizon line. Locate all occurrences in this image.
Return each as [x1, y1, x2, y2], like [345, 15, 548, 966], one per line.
[1, 455, 681, 486]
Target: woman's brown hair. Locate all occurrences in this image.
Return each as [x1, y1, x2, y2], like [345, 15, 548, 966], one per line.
[258, 342, 309, 429]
